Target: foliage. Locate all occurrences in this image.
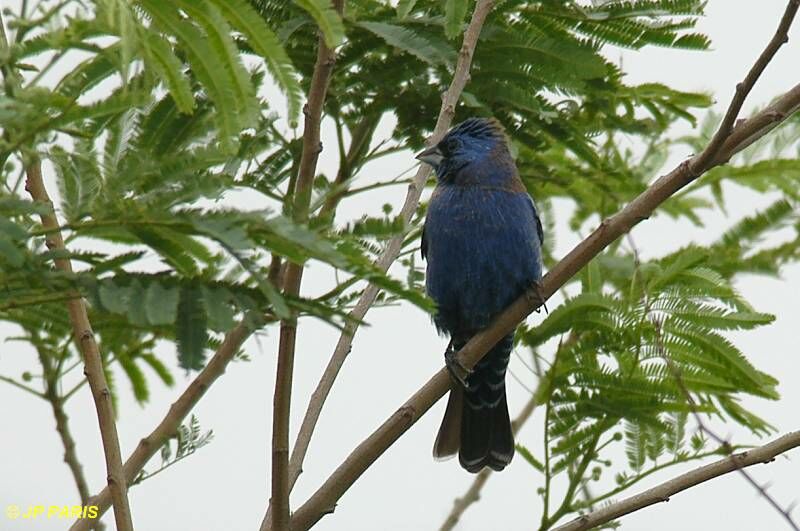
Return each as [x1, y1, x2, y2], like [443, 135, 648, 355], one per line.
[514, 114, 800, 530]
[132, 414, 214, 485]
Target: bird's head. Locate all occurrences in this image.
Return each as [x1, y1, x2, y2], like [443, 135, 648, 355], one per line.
[415, 117, 509, 182]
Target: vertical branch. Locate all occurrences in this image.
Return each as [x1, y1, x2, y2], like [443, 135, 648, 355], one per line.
[36, 343, 92, 505]
[25, 160, 134, 531]
[270, 4, 498, 527]
[270, 2, 345, 530]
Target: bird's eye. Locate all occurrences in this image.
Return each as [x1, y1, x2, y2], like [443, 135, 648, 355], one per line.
[442, 137, 460, 155]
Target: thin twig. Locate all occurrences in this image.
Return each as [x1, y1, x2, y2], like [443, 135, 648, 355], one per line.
[551, 431, 800, 531]
[269, 2, 346, 530]
[69, 322, 252, 531]
[440, 469, 492, 531]
[689, 0, 799, 173]
[317, 113, 380, 219]
[25, 159, 134, 531]
[269, 4, 499, 529]
[288, 47, 800, 531]
[0, 374, 44, 398]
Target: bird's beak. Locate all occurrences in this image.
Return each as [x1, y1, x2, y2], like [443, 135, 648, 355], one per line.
[415, 145, 443, 168]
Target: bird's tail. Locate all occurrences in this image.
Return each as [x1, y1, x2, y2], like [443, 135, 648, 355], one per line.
[433, 334, 514, 473]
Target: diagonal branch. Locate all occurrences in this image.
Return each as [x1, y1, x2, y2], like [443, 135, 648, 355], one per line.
[267, 4, 499, 528]
[288, 1, 800, 521]
[551, 431, 800, 531]
[69, 321, 252, 531]
[25, 160, 134, 531]
[270, 2, 346, 530]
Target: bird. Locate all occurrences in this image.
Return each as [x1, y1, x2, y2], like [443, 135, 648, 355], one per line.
[417, 117, 543, 473]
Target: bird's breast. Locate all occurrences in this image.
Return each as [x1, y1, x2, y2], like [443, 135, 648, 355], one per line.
[424, 185, 542, 336]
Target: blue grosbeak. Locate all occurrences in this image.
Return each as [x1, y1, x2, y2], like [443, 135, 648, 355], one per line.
[418, 118, 543, 473]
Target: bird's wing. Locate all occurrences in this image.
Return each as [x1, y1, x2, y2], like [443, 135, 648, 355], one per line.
[421, 223, 428, 260]
[528, 196, 544, 244]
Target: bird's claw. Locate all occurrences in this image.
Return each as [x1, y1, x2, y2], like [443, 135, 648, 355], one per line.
[445, 344, 471, 389]
[528, 280, 548, 314]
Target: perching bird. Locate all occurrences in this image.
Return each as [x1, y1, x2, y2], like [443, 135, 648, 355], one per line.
[418, 117, 543, 473]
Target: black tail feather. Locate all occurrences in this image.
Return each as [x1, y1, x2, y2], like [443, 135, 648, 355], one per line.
[433, 386, 462, 460]
[457, 333, 515, 473]
[459, 388, 513, 473]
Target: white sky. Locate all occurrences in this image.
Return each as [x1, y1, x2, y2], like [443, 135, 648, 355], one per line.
[2, 2, 799, 530]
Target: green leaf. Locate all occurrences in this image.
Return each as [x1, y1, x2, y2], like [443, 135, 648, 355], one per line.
[210, 0, 303, 124]
[176, 286, 208, 370]
[138, 0, 245, 151]
[516, 444, 544, 472]
[293, 0, 345, 48]
[357, 21, 449, 65]
[444, 0, 468, 40]
[117, 351, 149, 403]
[131, 226, 198, 275]
[523, 293, 619, 347]
[139, 28, 195, 113]
[141, 353, 176, 386]
[396, 0, 418, 18]
[171, 0, 258, 128]
[145, 282, 180, 325]
[202, 286, 236, 332]
[98, 281, 131, 314]
[50, 146, 101, 222]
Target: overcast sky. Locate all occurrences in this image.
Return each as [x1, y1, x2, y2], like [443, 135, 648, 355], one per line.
[2, 2, 799, 530]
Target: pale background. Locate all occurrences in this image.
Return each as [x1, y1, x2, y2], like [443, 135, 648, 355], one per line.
[1, 2, 799, 530]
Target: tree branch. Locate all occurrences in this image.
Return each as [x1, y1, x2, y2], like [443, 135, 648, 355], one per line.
[36, 342, 92, 505]
[288, 12, 800, 525]
[25, 160, 134, 531]
[551, 431, 800, 531]
[270, 2, 345, 530]
[69, 322, 252, 531]
[690, 0, 799, 173]
[265, 4, 498, 529]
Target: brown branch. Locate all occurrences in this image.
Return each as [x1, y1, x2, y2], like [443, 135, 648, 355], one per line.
[36, 343, 92, 505]
[690, 0, 799, 173]
[262, 4, 499, 529]
[288, 26, 800, 530]
[551, 431, 800, 531]
[440, 393, 538, 531]
[270, 2, 346, 530]
[25, 160, 134, 531]
[69, 322, 252, 531]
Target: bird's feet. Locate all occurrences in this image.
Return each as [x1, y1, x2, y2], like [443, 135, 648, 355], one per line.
[528, 280, 549, 314]
[445, 342, 471, 389]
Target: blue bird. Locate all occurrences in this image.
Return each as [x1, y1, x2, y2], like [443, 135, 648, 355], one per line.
[418, 117, 543, 473]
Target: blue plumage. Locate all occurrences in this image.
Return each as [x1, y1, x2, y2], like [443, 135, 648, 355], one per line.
[419, 117, 543, 473]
